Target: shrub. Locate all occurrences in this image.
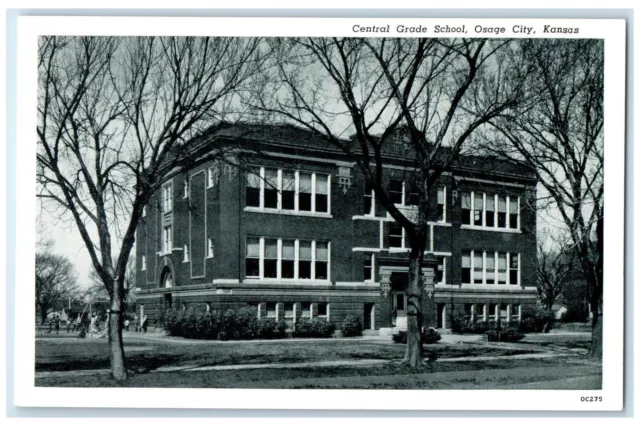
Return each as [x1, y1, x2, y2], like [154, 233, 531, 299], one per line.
[486, 327, 525, 342]
[422, 327, 442, 344]
[451, 315, 470, 333]
[258, 318, 288, 339]
[391, 328, 441, 344]
[463, 321, 490, 334]
[341, 314, 362, 337]
[162, 308, 184, 337]
[294, 318, 335, 338]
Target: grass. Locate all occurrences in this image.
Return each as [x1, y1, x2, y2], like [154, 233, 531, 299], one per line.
[35, 335, 540, 373]
[35, 357, 601, 389]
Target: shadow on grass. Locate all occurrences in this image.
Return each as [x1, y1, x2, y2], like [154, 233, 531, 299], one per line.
[36, 353, 184, 374]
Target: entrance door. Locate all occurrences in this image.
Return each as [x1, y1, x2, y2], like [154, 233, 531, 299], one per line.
[363, 303, 375, 330]
[392, 292, 406, 328]
[436, 303, 446, 329]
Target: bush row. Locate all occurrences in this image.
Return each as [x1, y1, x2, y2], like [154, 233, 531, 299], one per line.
[160, 306, 363, 340]
[485, 327, 525, 342]
[452, 310, 555, 335]
[392, 328, 442, 345]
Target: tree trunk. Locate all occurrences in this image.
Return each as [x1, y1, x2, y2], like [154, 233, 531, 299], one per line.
[108, 287, 128, 381]
[40, 304, 48, 325]
[588, 298, 603, 359]
[402, 246, 425, 367]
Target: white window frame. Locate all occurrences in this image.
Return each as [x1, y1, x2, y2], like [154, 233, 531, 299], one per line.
[141, 255, 146, 271]
[463, 250, 520, 286]
[364, 182, 375, 216]
[364, 253, 375, 282]
[508, 252, 520, 285]
[246, 166, 331, 215]
[183, 179, 189, 199]
[163, 225, 173, 254]
[461, 191, 521, 232]
[183, 244, 189, 263]
[389, 223, 406, 249]
[207, 237, 214, 259]
[142, 206, 147, 218]
[438, 186, 447, 223]
[162, 182, 173, 213]
[510, 304, 521, 322]
[245, 237, 331, 281]
[207, 166, 215, 188]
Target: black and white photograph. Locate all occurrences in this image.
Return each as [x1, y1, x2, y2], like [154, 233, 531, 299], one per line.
[13, 16, 626, 411]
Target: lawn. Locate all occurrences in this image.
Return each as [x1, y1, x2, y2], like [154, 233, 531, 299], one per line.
[35, 335, 539, 373]
[35, 332, 600, 389]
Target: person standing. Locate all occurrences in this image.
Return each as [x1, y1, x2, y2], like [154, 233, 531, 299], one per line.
[141, 314, 148, 333]
[54, 315, 60, 335]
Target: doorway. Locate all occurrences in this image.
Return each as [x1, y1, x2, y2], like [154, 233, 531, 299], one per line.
[436, 303, 446, 329]
[363, 303, 375, 330]
[392, 291, 406, 328]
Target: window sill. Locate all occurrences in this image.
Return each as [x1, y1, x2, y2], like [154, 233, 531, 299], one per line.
[243, 278, 332, 285]
[352, 215, 394, 221]
[460, 225, 521, 234]
[206, 256, 214, 259]
[244, 207, 332, 218]
[389, 248, 410, 253]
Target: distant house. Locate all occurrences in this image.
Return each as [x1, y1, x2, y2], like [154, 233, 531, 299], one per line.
[135, 123, 539, 334]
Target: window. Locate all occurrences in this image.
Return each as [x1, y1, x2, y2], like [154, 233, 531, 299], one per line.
[489, 303, 498, 321]
[509, 253, 519, 285]
[315, 242, 329, 279]
[301, 302, 312, 318]
[142, 206, 147, 218]
[183, 179, 189, 199]
[284, 302, 295, 321]
[266, 302, 277, 319]
[246, 169, 261, 207]
[436, 258, 445, 284]
[163, 183, 173, 213]
[462, 250, 519, 285]
[282, 239, 295, 279]
[474, 193, 483, 226]
[389, 179, 404, 204]
[464, 304, 473, 321]
[364, 181, 375, 215]
[163, 225, 172, 254]
[461, 251, 471, 284]
[497, 252, 508, 284]
[389, 223, 404, 248]
[245, 238, 260, 278]
[475, 304, 485, 322]
[461, 192, 519, 231]
[509, 198, 519, 229]
[407, 182, 420, 206]
[364, 253, 375, 282]
[246, 237, 330, 281]
[437, 187, 446, 222]
[485, 194, 495, 227]
[498, 195, 507, 228]
[486, 252, 496, 285]
[207, 167, 215, 188]
[510, 304, 521, 321]
[282, 171, 295, 210]
[207, 238, 214, 259]
[317, 303, 328, 318]
[299, 241, 312, 279]
[263, 238, 278, 278]
[264, 168, 278, 209]
[245, 167, 331, 215]
[315, 174, 329, 213]
[141, 255, 146, 271]
[473, 251, 483, 284]
[461, 192, 472, 225]
[183, 244, 189, 263]
[499, 303, 508, 322]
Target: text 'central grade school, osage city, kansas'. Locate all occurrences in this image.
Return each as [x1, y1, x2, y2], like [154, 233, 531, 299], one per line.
[351, 24, 579, 35]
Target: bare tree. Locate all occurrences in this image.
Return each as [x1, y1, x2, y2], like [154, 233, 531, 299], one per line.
[37, 36, 268, 381]
[87, 254, 137, 304]
[485, 39, 604, 357]
[536, 242, 574, 312]
[35, 252, 79, 325]
[253, 38, 526, 367]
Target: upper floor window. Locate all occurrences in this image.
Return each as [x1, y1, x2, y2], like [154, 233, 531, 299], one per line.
[436, 257, 446, 284]
[142, 205, 147, 218]
[141, 255, 146, 271]
[183, 244, 189, 263]
[245, 237, 331, 281]
[162, 183, 173, 213]
[207, 167, 215, 188]
[364, 181, 375, 215]
[461, 191, 519, 230]
[364, 253, 375, 282]
[437, 187, 446, 222]
[462, 250, 520, 285]
[183, 179, 189, 199]
[207, 238, 214, 259]
[163, 225, 173, 254]
[388, 179, 420, 207]
[246, 167, 331, 215]
[389, 223, 405, 248]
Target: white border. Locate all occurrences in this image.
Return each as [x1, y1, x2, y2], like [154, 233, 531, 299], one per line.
[14, 16, 625, 411]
